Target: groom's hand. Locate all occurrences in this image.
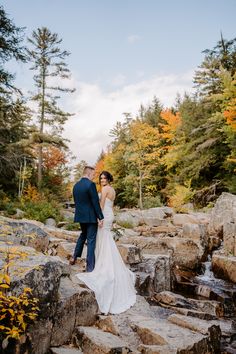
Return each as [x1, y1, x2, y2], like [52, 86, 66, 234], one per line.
[98, 219, 104, 228]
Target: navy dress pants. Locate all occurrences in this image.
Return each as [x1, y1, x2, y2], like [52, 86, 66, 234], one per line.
[73, 223, 98, 272]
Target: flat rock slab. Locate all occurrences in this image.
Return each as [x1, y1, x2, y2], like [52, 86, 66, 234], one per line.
[74, 326, 130, 353]
[138, 344, 177, 353]
[50, 347, 83, 354]
[168, 313, 221, 336]
[130, 315, 220, 353]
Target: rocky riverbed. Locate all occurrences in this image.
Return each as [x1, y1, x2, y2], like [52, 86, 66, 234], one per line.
[0, 192, 236, 353]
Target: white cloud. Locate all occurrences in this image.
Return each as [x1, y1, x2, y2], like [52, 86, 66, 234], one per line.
[127, 34, 142, 43]
[64, 71, 194, 165]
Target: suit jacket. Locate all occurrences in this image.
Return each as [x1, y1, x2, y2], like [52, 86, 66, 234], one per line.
[73, 177, 104, 223]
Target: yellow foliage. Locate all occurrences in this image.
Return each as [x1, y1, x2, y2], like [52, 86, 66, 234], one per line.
[0, 245, 39, 344]
[21, 184, 41, 202]
[168, 183, 194, 212]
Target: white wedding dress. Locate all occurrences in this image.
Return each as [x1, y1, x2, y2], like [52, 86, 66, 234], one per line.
[76, 198, 136, 314]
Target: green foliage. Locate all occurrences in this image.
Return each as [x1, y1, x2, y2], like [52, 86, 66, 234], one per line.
[115, 219, 135, 229]
[64, 222, 81, 231]
[0, 5, 26, 94]
[142, 195, 162, 209]
[21, 199, 60, 223]
[27, 27, 75, 187]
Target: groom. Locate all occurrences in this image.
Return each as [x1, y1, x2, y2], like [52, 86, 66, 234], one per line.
[70, 166, 104, 272]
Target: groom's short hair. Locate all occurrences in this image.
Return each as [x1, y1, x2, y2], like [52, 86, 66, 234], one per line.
[83, 166, 95, 174]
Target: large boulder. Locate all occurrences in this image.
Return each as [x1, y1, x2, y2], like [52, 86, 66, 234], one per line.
[0, 243, 98, 354]
[117, 243, 142, 264]
[223, 221, 236, 256]
[133, 254, 172, 296]
[119, 235, 203, 270]
[208, 192, 236, 236]
[0, 216, 49, 252]
[115, 207, 174, 228]
[50, 277, 98, 346]
[212, 250, 236, 283]
[182, 223, 208, 252]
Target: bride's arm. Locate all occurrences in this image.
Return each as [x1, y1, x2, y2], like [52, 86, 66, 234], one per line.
[100, 186, 108, 210]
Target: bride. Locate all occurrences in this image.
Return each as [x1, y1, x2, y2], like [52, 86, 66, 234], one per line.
[76, 171, 136, 315]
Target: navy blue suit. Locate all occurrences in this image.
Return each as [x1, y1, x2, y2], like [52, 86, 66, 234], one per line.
[73, 177, 104, 271]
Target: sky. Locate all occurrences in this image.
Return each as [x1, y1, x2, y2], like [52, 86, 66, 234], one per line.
[2, 0, 236, 164]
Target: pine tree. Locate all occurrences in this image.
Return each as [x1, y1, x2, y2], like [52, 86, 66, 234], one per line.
[194, 34, 236, 96]
[27, 27, 75, 188]
[0, 5, 26, 94]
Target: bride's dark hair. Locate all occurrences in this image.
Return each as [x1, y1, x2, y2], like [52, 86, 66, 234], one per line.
[99, 170, 113, 183]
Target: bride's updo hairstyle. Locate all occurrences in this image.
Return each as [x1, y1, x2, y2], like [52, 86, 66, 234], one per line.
[99, 170, 113, 184]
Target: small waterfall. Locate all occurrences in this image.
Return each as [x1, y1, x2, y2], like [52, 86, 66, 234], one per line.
[196, 255, 216, 282]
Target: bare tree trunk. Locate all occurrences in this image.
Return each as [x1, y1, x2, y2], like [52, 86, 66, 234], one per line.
[37, 66, 46, 189]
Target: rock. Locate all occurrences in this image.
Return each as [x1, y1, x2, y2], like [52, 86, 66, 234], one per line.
[138, 344, 177, 353]
[50, 347, 82, 354]
[57, 241, 76, 259]
[153, 291, 224, 317]
[45, 226, 79, 242]
[57, 221, 69, 228]
[168, 313, 221, 336]
[73, 326, 130, 353]
[182, 223, 208, 250]
[50, 277, 98, 346]
[169, 306, 217, 320]
[130, 314, 221, 353]
[208, 192, 236, 236]
[223, 221, 236, 256]
[173, 214, 199, 226]
[133, 254, 172, 296]
[15, 208, 25, 218]
[118, 243, 142, 264]
[0, 216, 49, 252]
[45, 218, 57, 227]
[116, 210, 141, 228]
[96, 315, 119, 336]
[212, 251, 236, 283]
[116, 207, 174, 229]
[121, 228, 141, 237]
[0, 244, 70, 319]
[61, 209, 75, 221]
[208, 235, 221, 252]
[27, 319, 53, 354]
[119, 235, 203, 270]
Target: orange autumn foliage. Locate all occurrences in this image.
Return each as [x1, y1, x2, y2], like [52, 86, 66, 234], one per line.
[223, 98, 236, 131]
[42, 146, 67, 170]
[94, 158, 105, 191]
[159, 110, 181, 152]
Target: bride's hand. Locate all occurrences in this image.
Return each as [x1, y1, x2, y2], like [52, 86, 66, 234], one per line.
[98, 219, 104, 228]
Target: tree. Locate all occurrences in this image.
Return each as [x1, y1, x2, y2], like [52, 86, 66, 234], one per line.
[73, 160, 87, 182]
[194, 34, 236, 96]
[27, 27, 75, 188]
[125, 120, 160, 209]
[0, 5, 26, 94]
[0, 97, 33, 195]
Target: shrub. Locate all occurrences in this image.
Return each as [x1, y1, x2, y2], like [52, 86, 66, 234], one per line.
[0, 245, 39, 349]
[21, 200, 61, 224]
[142, 195, 163, 209]
[64, 222, 81, 231]
[116, 220, 134, 229]
[168, 183, 194, 212]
